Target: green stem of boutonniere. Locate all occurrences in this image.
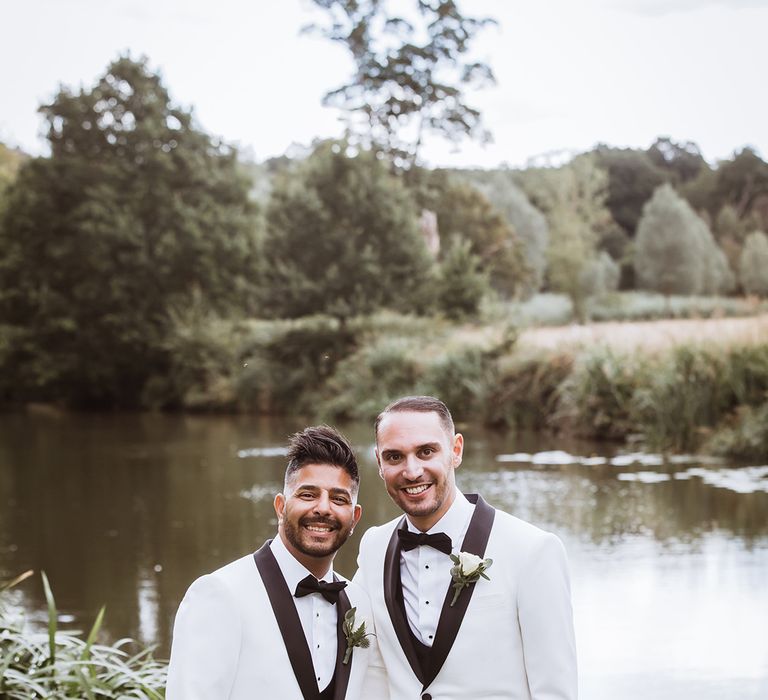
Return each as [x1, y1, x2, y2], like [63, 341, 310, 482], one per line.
[449, 552, 493, 606]
[342, 607, 373, 664]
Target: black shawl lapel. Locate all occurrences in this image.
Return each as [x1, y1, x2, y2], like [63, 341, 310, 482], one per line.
[332, 582, 352, 700]
[422, 494, 496, 690]
[382, 517, 426, 684]
[253, 542, 319, 700]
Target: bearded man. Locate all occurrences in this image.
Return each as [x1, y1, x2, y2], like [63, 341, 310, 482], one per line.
[167, 425, 387, 699]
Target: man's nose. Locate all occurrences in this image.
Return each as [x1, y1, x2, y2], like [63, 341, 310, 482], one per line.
[403, 454, 424, 480]
[313, 492, 332, 514]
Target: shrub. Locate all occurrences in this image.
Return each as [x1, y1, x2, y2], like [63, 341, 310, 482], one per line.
[556, 349, 647, 440]
[632, 346, 731, 451]
[706, 402, 768, 460]
[739, 231, 768, 296]
[486, 351, 573, 429]
[236, 316, 356, 414]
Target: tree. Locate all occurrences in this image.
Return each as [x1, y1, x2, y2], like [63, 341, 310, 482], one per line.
[634, 184, 731, 295]
[520, 154, 614, 319]
[462, 170, 549, 296]
[646, 137, 708, 184]
[579, 252, 620, 299]
[423, 175, 527, 297]
[593, 145, 667, 236]
[711, 147, 768, 225]
[262, 141, 431, 319]
[739, 231, 768, 296]
[0, 56, 260, 407]
[308, 0, 496, 168]
[432, 234, 488, 318]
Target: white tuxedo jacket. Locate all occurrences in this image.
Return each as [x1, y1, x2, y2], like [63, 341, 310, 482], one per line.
[354, 494, 577, 700]
[167, 541, 387, 700]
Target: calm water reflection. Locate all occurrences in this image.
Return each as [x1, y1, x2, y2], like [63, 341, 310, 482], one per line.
[1, 411, 767, 699]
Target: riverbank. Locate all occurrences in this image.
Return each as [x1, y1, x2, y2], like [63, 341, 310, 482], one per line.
[6, 310, 768, 459]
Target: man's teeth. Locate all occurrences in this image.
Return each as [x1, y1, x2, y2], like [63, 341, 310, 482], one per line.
[305, 525, 333, 532]
[404, 484, 430, 495]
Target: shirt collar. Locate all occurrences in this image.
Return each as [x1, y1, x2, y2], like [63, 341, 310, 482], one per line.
[270, 533, 334, 591]
[405, 489, 474, 546]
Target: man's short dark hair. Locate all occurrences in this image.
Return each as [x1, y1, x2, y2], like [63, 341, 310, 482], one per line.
[285, 425, 359, 495]
[374, 395, 455, 442]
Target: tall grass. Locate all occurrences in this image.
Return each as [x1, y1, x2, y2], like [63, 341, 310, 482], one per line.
[1, 571, 166, 698]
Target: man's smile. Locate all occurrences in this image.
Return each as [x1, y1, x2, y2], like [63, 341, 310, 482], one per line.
[402, 483, 431, 496]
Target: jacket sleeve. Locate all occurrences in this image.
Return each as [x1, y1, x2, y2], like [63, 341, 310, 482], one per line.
[517, 533, 578, 700]
[349, 536, 390, 700]
[166, 574, 241, 699]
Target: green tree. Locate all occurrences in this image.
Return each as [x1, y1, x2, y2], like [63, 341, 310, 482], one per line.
[262, 141, 431, 320]
[0, 56, 259, 407]
[593, 145, 667, 236]
[711, 147, 768, 227]
[432, 234, 488, 319]
[0, 143, 26, 192]
[520, 154, 614, 319]
[461, 169, 549, 296]
[426, 176, 527, 297]
[646, 136, 708, 185]
[739, 231, 768, 296]
[634, 184, 731, 295]
[308, 0, 496, 168]
[579, 251, 620, 299]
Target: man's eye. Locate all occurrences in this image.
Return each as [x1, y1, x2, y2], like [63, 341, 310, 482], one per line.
[387, 454, 402, 463]
[421, 447, 434, 456]
[333, 497, 349, 505]
[298, 493, 314, 500]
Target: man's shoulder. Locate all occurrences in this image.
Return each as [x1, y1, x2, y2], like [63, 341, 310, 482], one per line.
[489, 506, 566, 557]
[359, 514, 403, 549]
[185, 552, 263, 600]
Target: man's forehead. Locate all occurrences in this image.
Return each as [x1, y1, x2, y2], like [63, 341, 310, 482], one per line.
[377, 410, 451, 442]
[287, 463, 353, 489]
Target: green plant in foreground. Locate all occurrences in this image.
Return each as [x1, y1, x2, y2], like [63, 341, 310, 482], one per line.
[1, 571, 166, 698]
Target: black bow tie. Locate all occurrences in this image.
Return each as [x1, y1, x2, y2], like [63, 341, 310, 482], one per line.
[294, 575, 347, 604]
[397, 528, 453, 555]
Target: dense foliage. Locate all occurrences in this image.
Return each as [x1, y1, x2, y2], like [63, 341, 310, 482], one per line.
[262, 142, 432, 320]
[0, 57, 259, 407]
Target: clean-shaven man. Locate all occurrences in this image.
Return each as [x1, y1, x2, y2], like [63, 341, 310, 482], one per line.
[167, 426, 387, 700]
[355, 396, 577, 699]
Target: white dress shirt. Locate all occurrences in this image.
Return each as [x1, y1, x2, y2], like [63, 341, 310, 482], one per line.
[270, 536, 338, 690]
[400, 490, 475, 646]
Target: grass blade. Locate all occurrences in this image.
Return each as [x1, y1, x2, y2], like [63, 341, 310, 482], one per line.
[40, 570, 57, 666]
[0, 569, 34, 593]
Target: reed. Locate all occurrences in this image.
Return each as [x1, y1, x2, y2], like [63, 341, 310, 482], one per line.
[0, 571, 167, 699]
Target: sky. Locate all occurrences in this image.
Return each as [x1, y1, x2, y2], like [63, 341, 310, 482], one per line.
[2, 0, 766, 169]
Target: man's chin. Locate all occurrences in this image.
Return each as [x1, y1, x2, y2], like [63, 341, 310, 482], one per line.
[296, 535, 348, 558]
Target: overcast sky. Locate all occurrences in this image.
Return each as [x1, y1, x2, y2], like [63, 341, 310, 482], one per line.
[2, 0, 766, 168]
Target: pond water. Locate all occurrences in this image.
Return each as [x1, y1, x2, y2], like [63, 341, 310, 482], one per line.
[1, 411, 767, 699]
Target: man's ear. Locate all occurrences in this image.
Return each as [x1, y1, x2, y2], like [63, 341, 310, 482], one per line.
[452, 433, 464, 468]
[274, 493, 286, 523]
[375, 448, 384, 479]
[352, 503, 363, 532]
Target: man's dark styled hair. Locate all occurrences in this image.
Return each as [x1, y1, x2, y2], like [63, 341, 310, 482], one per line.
[374, 395, 455, 442]
[284, 425, 359, 495]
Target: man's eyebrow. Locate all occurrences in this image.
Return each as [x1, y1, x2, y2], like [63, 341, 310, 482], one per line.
[418, 442, 441, 450]
[293, 483, 352, 497]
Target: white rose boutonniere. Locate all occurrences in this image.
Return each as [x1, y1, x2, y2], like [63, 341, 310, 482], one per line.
[342, 607, 374, 664]
[449, 551, 493, 606]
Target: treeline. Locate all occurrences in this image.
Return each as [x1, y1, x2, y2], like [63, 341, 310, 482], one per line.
[1, 56, 767, 413]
